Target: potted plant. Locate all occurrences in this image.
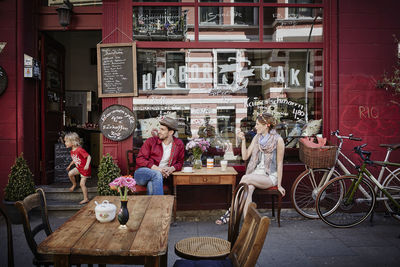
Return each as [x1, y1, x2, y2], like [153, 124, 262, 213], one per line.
[377, 35, 400, 95]
[97, 153, 121, 196]
[3, 153, 36, 224]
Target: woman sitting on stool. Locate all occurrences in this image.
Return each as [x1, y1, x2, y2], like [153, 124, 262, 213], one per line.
[216, 112, 285, 224]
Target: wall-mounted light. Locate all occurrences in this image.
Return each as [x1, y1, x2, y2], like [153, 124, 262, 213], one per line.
[56, 0, 73, 29]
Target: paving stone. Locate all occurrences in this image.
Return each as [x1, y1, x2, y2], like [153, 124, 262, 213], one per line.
[1, 211, 400, 267]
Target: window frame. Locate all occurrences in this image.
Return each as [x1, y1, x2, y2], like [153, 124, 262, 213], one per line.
[132, 0, 325, 46]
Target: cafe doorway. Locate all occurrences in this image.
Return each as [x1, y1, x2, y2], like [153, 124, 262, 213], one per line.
[41, 30, 102, 184]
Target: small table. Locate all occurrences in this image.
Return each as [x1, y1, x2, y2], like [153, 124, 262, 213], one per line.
[172, 167, 238, 221]
[38, 195, 174, 267]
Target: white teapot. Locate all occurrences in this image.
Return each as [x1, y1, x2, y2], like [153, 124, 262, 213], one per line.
[94, 200, 116, 223]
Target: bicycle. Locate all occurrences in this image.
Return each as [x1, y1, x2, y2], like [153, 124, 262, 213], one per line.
[315, 143, 400, 228]
[291, 130, 362, 219]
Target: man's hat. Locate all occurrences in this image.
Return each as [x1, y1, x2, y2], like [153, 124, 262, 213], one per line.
[160, 116, 179, 131]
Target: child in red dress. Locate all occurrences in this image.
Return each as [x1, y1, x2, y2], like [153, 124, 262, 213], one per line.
[64, 132, 91, 205]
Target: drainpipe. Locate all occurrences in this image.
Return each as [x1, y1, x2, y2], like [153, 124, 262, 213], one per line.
[16, 0, 24, 155]
[305, 9, 321, 123]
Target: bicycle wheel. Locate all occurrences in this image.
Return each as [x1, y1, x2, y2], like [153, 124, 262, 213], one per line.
[291, 168, 340, 219]
[382, 169, 400, 221]
[316, 176, 375, 228]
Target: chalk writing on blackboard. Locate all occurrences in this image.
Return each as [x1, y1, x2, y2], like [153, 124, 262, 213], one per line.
[54, 143, 71, 183]
[97, 43, 137, 97]
[99, 104, 136, 141]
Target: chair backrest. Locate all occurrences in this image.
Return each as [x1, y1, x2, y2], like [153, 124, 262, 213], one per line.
[229, 202, 270, 267]
[0, 202, 14, 267]
[15, 188, 52, 259]
[228, 183, 249, 247]
[126, 149, 136, 175]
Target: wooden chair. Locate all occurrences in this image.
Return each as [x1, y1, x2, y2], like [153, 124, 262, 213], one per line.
[15, 188, 53, 267]
[173, 202, 270, 267]
[174, 183, 249, 260]
[126, 149, 136, 176]
[254, 186, 282, 227]
[0, 202, 14, 267]
[15, 188, 95, 267]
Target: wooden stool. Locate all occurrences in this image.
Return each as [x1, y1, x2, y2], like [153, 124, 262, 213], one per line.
[254, 186, 282, 227]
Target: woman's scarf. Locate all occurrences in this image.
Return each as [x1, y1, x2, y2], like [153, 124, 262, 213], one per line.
[246, 129, 279, 175]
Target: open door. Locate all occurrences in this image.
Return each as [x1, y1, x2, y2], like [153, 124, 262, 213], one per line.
[39, 34, 65, 184]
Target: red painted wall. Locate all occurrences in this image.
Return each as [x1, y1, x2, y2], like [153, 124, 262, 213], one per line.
[101, 0, 133, 174]
[0, 0, 38, 197]
[338, 0, 400, 165]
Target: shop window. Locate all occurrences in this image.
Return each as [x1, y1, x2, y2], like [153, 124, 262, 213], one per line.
[199, 0, 222, 25]
[133, 6, 188, 41]
[288, 0, 314, 18]
[137, 50, 156, 92]
[214, 50, 237, 87]
[263, 7, 323, 42]
[166, 52, 186, 89]
[134, 48, 323, 164]
[234, 1, 258, 25]
[137, 49, 187, 93]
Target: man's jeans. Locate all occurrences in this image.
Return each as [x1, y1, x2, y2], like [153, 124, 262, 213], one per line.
[134, 167, 164, 195]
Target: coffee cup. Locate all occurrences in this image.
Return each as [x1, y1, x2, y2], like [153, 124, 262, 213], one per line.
[183, 166, 193, 172]
[220, 160, 228, 171]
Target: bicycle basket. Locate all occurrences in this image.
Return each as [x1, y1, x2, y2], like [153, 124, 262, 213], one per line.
[299, 141, 337, 169]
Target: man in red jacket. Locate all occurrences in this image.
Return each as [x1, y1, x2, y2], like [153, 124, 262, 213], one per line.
[134, 116, 185, 195]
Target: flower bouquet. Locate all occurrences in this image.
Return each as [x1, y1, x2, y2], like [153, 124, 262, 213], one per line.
[185, 138, 210, 169]
[109, 175, 136, 200]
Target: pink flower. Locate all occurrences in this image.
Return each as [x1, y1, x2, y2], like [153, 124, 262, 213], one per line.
[109, 175, 137, 200]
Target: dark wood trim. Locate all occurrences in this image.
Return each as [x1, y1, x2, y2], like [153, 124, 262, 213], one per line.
[38, 6, 102, 31]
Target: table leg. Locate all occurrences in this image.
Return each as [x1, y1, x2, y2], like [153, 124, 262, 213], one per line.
[54, 255, 69, 267]
[161, 247, 168, 267]
[173, 185, 177, 222]
[145, 256, 160, 267]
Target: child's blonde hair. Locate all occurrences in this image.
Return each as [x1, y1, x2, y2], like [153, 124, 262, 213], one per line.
[64, 132, 81, 147]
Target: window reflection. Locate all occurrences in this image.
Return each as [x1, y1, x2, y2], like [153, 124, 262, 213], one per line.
[134, 48, 323, 163]
[264, 7, 323, 42]
[133, 7, 188, 41]
[132, 4, 322, 42]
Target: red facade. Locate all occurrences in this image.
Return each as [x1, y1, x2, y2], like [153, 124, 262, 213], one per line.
[1, 0, 400, 202]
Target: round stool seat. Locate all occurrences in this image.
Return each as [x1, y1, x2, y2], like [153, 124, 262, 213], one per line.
[175, 236, 231, 259]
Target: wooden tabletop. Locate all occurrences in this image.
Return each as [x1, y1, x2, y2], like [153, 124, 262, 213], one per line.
[38, 195, 174, 260]
[173, 166, 238, 176]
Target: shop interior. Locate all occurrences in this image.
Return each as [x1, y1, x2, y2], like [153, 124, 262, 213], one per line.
[48, 30, 103, 173]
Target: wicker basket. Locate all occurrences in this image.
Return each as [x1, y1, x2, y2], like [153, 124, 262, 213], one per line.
[299, 141, 337, 169]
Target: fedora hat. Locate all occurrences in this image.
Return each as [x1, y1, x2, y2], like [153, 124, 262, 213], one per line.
[160, 116, 179, 131]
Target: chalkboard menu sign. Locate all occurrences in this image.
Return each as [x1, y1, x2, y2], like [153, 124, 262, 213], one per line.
[54, 143, 71, 183]
[97, 43, 137, 98]
[99, 104, 136, 141]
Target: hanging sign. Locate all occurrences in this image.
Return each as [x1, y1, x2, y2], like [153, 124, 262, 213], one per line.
[99, 104, 136, 141]
[97, 43, 137, 98]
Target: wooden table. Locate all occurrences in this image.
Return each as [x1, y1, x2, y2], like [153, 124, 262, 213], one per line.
[172, 167, 238, 221]
[38, 195, 174, 267]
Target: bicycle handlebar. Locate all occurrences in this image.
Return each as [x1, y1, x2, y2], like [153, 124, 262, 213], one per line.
[331, 130, 362, 141]
[353, 144, 373, 164]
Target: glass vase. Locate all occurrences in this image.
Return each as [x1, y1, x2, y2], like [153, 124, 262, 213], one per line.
[118, 200, 129, 229]
[193, 157, 202, 169]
